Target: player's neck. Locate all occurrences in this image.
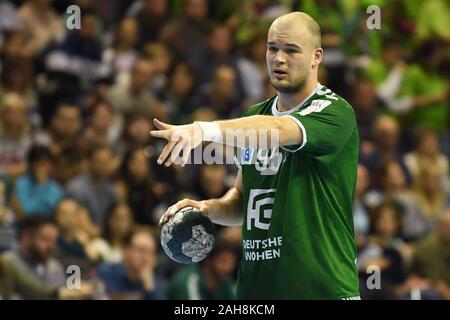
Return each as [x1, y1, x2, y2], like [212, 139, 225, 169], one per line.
[277, 79, 319, 112]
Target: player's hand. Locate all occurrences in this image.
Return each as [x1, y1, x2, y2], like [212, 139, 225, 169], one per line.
[159, 198, 209, 226]
[150, 118, 203, 167]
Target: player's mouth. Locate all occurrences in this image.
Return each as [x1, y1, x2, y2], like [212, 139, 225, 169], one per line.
[273, 69, 288, 79]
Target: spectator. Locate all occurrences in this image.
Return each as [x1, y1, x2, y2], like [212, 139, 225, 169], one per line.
[408, 211, 450, 299]
[53, 198, 98, 277]
[409, 162, 449, 239]
[17, 0, 65, 55]
[0, 254, 94, 300]
[351, 78, 382, 143]
[0, 57, 36, 112]
[163, 61, 198, 124]
[192, 65, 243, 119]
[0, 93, 31, 180]
[34, 103, 86, 185]
[160, 0, 211, 60]
[96, 227, 165, 299]
[143, 41, 173, 96]
[133, 0, 170, 47]
[191, 164, 228, 200]
[105, 17, 139, 74]
[360, 115, 409, 183]
[167, 238, 237, 300]
[12, 145, 63, 219]
[237, 32, 268, 104]
[188, 23, 238, 86]
[358, 202, 407, 299]
[65, 146, 118, 227]
[83, 98, 119, 148]
[404, 128, 448, 187]
[2, 215, 65, 296]
[44, 9, 110, 92]
[89, 202, 134, 263]
[116, 148, 159, 226]
[107, 57, 155, 113]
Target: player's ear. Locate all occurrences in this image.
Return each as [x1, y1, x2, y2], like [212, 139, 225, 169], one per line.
[312, 48, 323, 69]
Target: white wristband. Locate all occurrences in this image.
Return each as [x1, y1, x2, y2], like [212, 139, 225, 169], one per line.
[194, 121, 222, 143]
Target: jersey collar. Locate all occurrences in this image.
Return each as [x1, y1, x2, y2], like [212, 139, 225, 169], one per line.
[271, 83, 323, 116]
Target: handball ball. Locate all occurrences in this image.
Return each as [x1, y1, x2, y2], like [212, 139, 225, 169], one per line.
[160, 207, 216, 264]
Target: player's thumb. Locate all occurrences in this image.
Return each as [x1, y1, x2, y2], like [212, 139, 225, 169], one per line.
[153, 118, 172, 130]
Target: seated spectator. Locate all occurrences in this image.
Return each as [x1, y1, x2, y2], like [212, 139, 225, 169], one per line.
[0, 93, 32, 180]
[12, 145, 63, 219]
[160, 0, 211, 60]
[409, 162, 449, 239]
[132, 0, 170, 47]
[114, 109, 153, 156]
[0, 55, 37, 114]
[116, 148, 159, 225]
[163, 61, 198, 124]
[0, 255, 94, 300]
[83, 98, 119, 148]
[167, 238, 237, 300]
[2, 215, 65, 297]
[360, 115, 410, 184]
[191, 164, 228, 200]
[188, 23, 236, 86]
[351, 78, 383, 143]
[237, 32, 268, 104]
[65, 146, 118, 227]
[192, 65, 243, 119]
[96, 227, 165, 299]
[104, 18, 139, 74]
[107, 58, 164, 119]
[358, 202, 407, 299]
[404, 128, 448, 187]
[53, 198, 98, 277]
[17, 0, 65, 55]
[396, 211, 450, 299]
[34, 103, 86, 185]
[44, 9, 110, 91]
[143, 42, 173, 96]
[89, 202, 134, 263]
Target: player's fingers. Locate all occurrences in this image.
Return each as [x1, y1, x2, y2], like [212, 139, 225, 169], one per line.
[153, 118, 173, 130]
[164, 138, 185, 167]
[149, 129, 170, 140]
[181, 143, 191, 167]
[157, 140, 177, 165]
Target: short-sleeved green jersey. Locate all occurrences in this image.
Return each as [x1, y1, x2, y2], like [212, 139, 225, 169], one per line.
[235, 84, 360, 299]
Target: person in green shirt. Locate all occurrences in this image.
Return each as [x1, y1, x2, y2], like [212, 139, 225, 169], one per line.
[152, 12, 360, 299]
[167, 240, 237, 300]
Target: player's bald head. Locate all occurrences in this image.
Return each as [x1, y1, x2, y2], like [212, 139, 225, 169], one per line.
[269, 12, 321, 49]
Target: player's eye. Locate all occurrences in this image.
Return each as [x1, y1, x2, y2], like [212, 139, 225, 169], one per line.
[286, 48, 298, 54]
[268, 46, 278, 52]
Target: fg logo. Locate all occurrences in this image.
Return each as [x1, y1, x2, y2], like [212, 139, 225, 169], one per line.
[247, 189, 276, 230]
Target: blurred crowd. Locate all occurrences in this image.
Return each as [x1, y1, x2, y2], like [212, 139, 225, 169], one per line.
[0, 0, 448, 300]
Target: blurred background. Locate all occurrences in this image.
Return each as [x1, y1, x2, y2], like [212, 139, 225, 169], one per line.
[0, 0, 448, 300]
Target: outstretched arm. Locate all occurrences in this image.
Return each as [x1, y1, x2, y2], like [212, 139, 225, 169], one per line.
[149, 116, 301, 167]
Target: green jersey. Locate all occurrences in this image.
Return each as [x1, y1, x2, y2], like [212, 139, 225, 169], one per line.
[167, 265, 236, 300]
[236, 84, 360, 299]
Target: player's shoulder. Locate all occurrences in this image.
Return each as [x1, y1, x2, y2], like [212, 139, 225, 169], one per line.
[241, 95, 277, 117]
[301, 85, 355, 117]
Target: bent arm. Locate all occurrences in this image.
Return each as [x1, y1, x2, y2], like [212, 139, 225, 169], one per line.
[204, 169, 244, 226]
